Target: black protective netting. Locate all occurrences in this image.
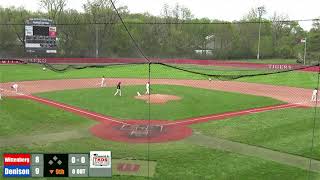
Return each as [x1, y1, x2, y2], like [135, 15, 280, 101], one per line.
[0, 1, 320, 179]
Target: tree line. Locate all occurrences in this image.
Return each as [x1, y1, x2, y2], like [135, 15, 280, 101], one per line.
[0, 0, 319, 62]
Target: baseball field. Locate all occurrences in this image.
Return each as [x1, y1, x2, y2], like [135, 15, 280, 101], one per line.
[0, 59, 320, 180]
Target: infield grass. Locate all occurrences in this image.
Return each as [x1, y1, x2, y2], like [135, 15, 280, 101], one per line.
[36, 85, 282, 120]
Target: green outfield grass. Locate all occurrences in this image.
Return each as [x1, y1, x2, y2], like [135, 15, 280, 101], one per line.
[0, 98, 95, 137]
[170, 64, 276, 76]
[0, 64, 148, 82]
[239, 71, 318, 89]
[0, 63, 268, 82]
[0, 63, 317, 89]
[36, 85, 282, 120]
[0, 137, 318, 180]
[192, 108, 320, 160]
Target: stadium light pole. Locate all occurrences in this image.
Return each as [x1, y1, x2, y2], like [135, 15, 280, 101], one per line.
[96, 24, 99, 58]
[257, 6, 265, 60]
[93, 3, 99, 58]
[303, 38, 307, 65]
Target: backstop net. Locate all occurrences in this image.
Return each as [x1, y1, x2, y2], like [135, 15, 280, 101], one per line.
[0, 1, 319, 179]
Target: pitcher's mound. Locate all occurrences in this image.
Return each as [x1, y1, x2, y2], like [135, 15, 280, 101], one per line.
[135, 94, 182, 104]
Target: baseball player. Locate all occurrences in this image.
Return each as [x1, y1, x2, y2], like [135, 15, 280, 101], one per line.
[100, 76, 106, 87]
[311, 88, 318, 102]
[114, 82, 122, 96]
[145, 82, 150, 95]
[11, 83, 18, 93]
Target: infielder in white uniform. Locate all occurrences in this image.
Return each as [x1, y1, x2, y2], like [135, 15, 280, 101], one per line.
[100, 76, 106, 87]
[311, 88, 318, 102]
[145, 82, 150, 95]
[11, 83, 18, 93]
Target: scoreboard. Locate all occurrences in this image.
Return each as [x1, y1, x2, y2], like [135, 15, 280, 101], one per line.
[25, 18, 57, 54]
[3, 151, 112, 178]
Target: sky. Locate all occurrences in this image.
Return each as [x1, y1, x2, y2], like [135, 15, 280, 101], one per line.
[0, 0, 319, 30]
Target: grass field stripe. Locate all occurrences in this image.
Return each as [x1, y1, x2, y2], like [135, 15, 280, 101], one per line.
[164, 103, 300, 126]
[23, 94, 130, 125]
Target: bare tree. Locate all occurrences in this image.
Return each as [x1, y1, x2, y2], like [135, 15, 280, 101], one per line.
[83, 0, 124, 56]
[39, 0, 67, 21]
[271, 12, 289, 44]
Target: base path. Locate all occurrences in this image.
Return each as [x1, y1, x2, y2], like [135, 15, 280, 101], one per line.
[0, 78, 316, 107]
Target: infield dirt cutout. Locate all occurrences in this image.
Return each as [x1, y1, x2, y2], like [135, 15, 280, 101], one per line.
[134, 94, 182, 104]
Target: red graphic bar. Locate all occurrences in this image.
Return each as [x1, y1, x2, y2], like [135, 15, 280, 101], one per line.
[3, 154, 31, 166]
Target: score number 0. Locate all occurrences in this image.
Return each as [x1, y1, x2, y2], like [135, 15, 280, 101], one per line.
[71, 157, 86, 164]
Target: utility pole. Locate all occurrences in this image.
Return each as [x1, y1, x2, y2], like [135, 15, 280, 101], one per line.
[96, 24, 99, 58]
[93, 3, 99, 58]
[303, 38, 307, 65]
[257, 6, 265, 60]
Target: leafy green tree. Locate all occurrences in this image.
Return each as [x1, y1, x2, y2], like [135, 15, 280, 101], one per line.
[307, 20, 320, 62]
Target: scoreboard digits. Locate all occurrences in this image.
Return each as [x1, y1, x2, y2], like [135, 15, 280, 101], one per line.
[3, 151, 112, 178]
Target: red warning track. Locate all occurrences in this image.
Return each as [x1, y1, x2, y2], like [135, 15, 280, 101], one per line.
[12, 95, 304, 143]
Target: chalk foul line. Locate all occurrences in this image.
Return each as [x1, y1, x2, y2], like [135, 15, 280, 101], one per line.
[3, 88, 306, 127]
